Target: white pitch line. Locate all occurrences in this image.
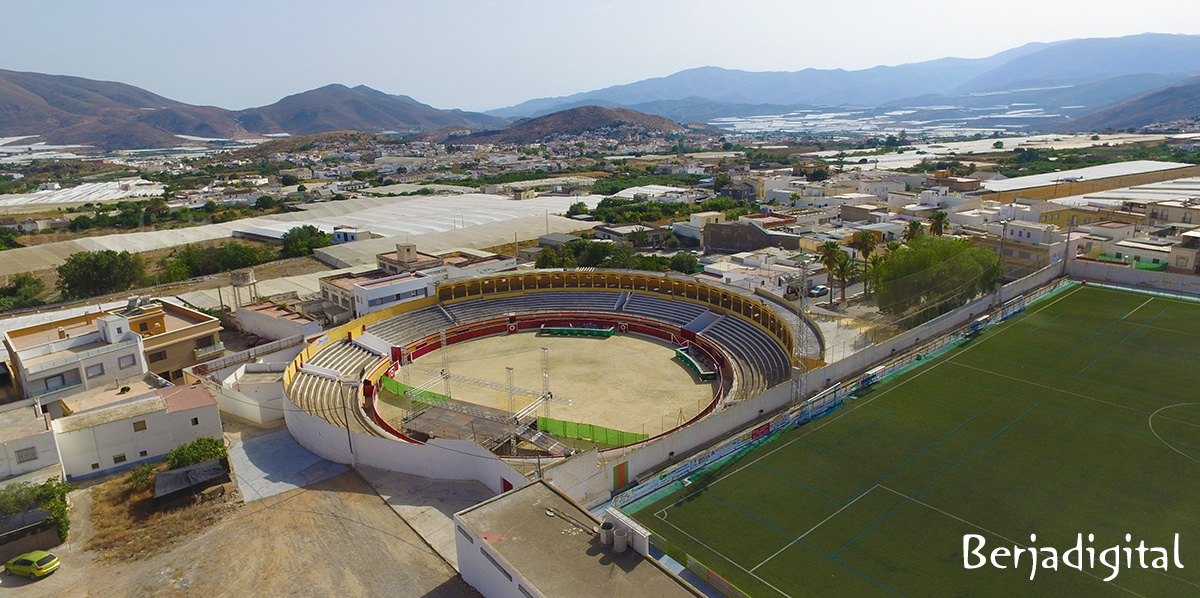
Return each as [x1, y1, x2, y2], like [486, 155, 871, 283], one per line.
[751, 486, 879, 572]
[876, 486, 1150, 598]
[1121, 296, 1155, 320]
[654, 510, 795, 598]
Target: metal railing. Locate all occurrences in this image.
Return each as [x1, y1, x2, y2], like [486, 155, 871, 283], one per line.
[25, 338, 139, 375]
[194, 341, 226, 359]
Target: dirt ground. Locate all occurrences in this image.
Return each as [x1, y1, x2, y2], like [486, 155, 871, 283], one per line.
[386, 331, 715, 437]
[1, 471, 479, 598]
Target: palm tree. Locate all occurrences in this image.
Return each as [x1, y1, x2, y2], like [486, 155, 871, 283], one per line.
[902, 220, 924, 244]
[818, 240, 842, 273]
[829, 251, 861, 304]
[928, 211, 950, 236]
[852, 230, 878, 261]
[628, 226, 650, 247]
[884, 241, 903, 257]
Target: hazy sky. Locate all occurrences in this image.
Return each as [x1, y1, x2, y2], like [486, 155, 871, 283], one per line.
[5, 0, 1200, 112]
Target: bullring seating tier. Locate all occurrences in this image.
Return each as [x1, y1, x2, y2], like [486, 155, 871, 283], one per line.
[289, 291, 792, 437]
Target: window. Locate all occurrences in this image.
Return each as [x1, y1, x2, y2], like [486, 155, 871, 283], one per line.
[139, 450, 148, 458]
[116, 327, 123, 335]
[139, 322, 148, 332]
[149, 350, 167, 363]
[191, 417, 199, 426]
[15, 447, 37, 463]
[44, 374, 66, 392]
[1186, 213, 1194, 224]
[480, 548, 512, 581]
[91, 463, 100, 470]
[1162, 211, 1169, 220]
[457, 526, 475, 544]
[171, 370, 183, 380]
[113, 454, 126, 464]
[85, 363, 105, 379]
[118, 354, 137, 369]
[133, 420, 147, 432]
[1178, 257, 1189, 267]
[195, 336, 215, 349]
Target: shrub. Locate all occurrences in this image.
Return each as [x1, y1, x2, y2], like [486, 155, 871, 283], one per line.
[166, 437, 227, 470]
[126, 463, 158, 490]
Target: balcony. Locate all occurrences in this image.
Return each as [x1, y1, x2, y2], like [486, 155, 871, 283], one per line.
[194, 341, 226, 360]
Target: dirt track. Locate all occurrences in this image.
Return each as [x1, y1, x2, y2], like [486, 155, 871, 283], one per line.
[2, 471, 479, 598]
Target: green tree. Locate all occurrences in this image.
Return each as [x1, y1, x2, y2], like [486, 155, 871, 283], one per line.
[872, 236, 1003, 321]
[669, 252, 699, 273]
[992, 140, 1005, 149]
[852, 230, 878, 261]
[605, 245, 639, 270]
[56, 250, 145, 300]
[280, 225, 333, 258]
[535, 248, 561, 268]
[902, 220, 925, 244]
[280, 174, 300, 186]
[255, 195, 279, 210]
[928, 211, 950, 236]
[566, 202, 589, 217]
[713, 173, 733, 192]
[0, 273, 45, 311]
[863, 254, 888, 296]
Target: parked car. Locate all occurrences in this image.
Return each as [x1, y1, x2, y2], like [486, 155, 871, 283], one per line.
[5, 550, 59, 580]
[807, 285, 830, 298]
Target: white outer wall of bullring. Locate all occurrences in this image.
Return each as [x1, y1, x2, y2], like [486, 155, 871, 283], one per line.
[544, 381, 792, 508]
[283, 400, 530, 495]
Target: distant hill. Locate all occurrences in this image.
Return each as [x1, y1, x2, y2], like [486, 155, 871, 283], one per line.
[240, 84, 508, 136]
[465, 106, 685, 144]
[1058, 76, 1200, 131]
[489, 34, 1200, 125]
[224, 131, 400, 161]
[0, 71, 506, 149]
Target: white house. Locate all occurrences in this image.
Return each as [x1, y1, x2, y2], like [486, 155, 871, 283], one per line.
[50, 382, 223, 481]
[0, 403, 58, 480]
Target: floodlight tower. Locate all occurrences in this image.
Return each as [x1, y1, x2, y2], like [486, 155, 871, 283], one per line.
[541, 346, 550, 418]
[440, 329, 451, 398]
[506, 366, 515, 415]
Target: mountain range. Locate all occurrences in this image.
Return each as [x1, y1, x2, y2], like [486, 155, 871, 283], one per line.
[4, 33, 1200, 149]
[0, 71, 504, 149]
[488, 33, 1200, 126]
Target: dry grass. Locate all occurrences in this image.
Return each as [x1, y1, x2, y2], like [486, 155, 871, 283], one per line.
[85, 465, 238, 561]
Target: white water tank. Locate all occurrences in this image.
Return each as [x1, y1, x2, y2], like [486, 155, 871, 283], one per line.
[613, 528, 628, 553]
[599, 521, 614, 545]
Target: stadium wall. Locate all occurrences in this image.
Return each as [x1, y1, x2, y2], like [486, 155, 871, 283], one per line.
[545, 382, 792, 508]
[283, 400, 528, 495]
[1068, 260, 1200, 295]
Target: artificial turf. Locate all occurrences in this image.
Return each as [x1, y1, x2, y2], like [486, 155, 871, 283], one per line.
[627, 284, 1200, 597]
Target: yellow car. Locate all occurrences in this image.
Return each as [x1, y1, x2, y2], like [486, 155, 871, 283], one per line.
[5, 550, 59, 580]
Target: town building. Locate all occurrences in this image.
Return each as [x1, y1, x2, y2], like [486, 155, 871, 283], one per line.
[455, 480, 704, 598]
[50, 382, 223, 481]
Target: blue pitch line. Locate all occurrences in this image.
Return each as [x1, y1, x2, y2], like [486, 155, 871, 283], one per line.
[1074, 307, 1169, 377]
[753, 464, 847, 505]
[1029, 312, 1064, 332]
[832, 404, 1039, 557]
[1063, 319, 1122, 355]
[798, 407, 892, 453]
[842, 413, 979, 505]
[702, 489, 798, 541]
[793, 538, 909, 597]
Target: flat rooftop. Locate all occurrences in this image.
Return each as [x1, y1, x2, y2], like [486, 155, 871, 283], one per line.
[53, 394, 165, 434]
[61, 377, 160, 415]
[0, 404, 50, 441]
[240, 302, 316, 323]
[7, 315, 100, 351]
[457, 481, 703, 598]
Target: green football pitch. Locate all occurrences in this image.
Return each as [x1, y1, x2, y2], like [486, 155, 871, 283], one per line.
[628, 284, 1200, 597]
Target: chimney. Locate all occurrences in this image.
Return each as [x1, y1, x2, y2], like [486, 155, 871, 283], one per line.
[57, 327, 66, 340]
